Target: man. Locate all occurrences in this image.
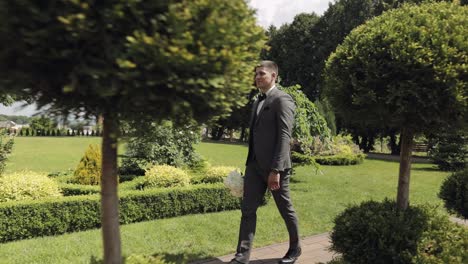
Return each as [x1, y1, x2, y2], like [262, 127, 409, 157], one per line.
[230, 61, 301, 264]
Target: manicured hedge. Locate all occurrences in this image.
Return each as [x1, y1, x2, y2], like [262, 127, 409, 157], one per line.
[0, 184, 241, 243]
[59, 183, 100, 196]
[314, 153, 365, 165]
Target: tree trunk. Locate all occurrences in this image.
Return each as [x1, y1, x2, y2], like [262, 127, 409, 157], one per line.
[101, 115, 121, 263]
[240, 126, 246, 142]
[396, 128, 414, 210]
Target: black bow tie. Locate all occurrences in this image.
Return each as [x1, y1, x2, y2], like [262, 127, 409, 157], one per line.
[258, 93, 266, 102]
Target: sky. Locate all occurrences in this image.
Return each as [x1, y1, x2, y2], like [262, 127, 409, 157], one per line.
[0, 0, 334, 117]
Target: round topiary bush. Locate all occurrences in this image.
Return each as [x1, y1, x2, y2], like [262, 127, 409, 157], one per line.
[331, 200, 468, 264]
[331, 200, 429, 264]
[0, 171, 62, 202]
[73, 144, 102, 185]
[439, 168, 468, 219]
[198, 166, 237, 184]
[143, 165, 190, 188]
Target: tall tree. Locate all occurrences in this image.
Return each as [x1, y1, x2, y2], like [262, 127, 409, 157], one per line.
[324, 2, 467, 210]
[0, 0, 264, 262]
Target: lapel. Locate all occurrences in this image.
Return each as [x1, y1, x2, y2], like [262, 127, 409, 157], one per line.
[255, 88, 276, 126]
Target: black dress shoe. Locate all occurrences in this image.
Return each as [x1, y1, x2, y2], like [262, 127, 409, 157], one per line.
[278, 247, 302, 264]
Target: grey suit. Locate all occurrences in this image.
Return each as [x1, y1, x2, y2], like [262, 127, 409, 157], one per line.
[235, 87, 300, 264]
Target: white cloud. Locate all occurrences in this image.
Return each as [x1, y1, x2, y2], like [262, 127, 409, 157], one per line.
[248, 0, 333, 28]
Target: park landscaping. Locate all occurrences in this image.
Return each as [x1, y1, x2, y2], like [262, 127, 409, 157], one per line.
[0, 137, 454, 263]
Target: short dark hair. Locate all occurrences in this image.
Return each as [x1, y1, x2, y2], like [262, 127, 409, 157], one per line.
[253, 60, 279, 85]
[255, 60, 278, 76]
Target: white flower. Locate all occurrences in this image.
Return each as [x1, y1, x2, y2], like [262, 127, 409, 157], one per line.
[224, 169, 244, 198]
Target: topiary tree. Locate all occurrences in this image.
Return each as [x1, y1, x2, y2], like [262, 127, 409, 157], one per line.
[0, 0, 264, 262]
[428, 130, 467, 171]
[325, 2, 467, 210]
[74, 144, 102, 185]
[0, 130, 14, 175]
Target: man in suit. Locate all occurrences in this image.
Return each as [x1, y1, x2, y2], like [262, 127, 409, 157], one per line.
[230, 61, 301, 264]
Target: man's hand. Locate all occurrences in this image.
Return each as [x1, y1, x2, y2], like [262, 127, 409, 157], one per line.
[268, 171, 280, 191]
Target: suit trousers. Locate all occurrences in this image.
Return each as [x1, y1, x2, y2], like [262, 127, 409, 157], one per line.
[235, 161, 300, 263]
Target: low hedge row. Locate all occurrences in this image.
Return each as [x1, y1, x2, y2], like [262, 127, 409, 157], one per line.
[0, 184, 241, 243]
[314, 153, 365, 165]
[291, 151, 365, 166]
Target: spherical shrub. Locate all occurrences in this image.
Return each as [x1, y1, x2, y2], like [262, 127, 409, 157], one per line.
[412, 209, 468, 264]
[0, 171, 62, 202]
[331, 200, 429, 264]
[192, 166, 237, 184]
[144, 165, 190, 188]
[439, 168, 468, 219]
[73, 144, 101, 185]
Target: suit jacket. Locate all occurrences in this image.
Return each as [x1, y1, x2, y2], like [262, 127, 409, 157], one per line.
[246, 87, 295, 172]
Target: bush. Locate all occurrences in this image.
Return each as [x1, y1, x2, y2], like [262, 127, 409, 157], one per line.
[331, 200, 468, 264]
[0, 131, 14, 175]
[59, 183, 100, 196]
[331, 200, 429, 264]
[439, 168, 468, 219]
[73, 144, 101, 185]
[0, 184, 241, 243]
[314, 153, 365, 165]
[119, 120, 202, 175]
[0, 171, 62, 202]
[291, 151, 318, 167]
[412, 209, 468, 264]
[143, 165, 190, 188]
[429, 131, 467, 171]
[191, 166, 237, 184]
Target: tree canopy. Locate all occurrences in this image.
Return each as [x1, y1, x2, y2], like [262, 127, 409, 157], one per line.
[0, 0, 265, 262]
[324, 1, 467, 209]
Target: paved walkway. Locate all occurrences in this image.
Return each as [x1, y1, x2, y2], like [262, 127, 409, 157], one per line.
[191, 233, 338, 264]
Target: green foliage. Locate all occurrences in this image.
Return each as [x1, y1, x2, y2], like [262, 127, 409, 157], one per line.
[429, 131, 467, 171]
[325, 2, 467, 135]
[0, 0, 265, 125]
[331, 200, 429, 263]
[439, 168, 468, 219]
[0, 171, 62, 202]
[73, 144, 102, 185]
[280, 85, 331, 154]
[0, 131, 14, 175]
[412, 209, 468, 263]
[0, 184, 240, 243]
[120, 121, 202, 175]
[59, 183, 101, 196]
[191, 166, 237, 184]
[314, 154, 366, 166]
[291, 152, 317, 167]
[143, 165, 190, 188]
[29, 116, 56, 132]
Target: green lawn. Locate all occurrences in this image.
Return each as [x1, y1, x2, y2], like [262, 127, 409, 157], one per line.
[0, 137, 449, 263]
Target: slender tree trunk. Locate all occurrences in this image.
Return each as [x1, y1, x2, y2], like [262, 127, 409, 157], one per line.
[101, 115, 121, 263]
[240, 126, 246, 142]
[396, 128, 414, 210]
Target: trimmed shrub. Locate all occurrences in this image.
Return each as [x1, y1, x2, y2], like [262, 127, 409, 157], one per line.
[59, 184, 100, 196]
[143, 165, 190, 188]
[0, 171, 62, 202]
[291, 151, 317, 167]
[331, 200, 468, 264]
[0, 184, 241, 243]
[314, 153, 365, 165]
[439, 168, 468, 219]
[331, 200, 429, 264]
[191, 166, 236, 184]
[412, 210, 468, 264]
[73, 144, 102, 185]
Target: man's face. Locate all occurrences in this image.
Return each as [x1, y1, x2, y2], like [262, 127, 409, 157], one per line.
[255, 66, 276, 92]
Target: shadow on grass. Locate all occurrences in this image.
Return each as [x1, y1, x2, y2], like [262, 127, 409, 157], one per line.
[201, 139, 248, 147]
[90, 251, 209, 264]
[412, 166, 440, 172]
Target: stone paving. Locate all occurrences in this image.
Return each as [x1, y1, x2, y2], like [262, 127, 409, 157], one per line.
[191, 233, 339, 264]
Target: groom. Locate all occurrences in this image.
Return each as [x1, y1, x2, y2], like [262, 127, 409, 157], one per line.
[230, 61, 301, 264]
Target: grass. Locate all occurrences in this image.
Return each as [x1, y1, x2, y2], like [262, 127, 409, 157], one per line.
[0, 138, 450, 263]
